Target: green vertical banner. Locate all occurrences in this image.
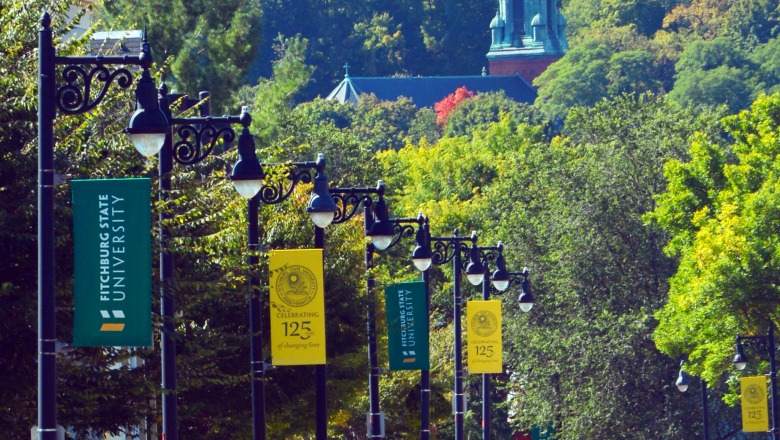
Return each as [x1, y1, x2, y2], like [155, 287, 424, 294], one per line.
[385, 281, 429, 370]
[72, 178, 152, 347]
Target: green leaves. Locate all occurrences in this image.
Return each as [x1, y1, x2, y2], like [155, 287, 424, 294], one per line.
[99, 0, 262, 112]
[652, 94, 780, 386]
[377, 93, 725, 438]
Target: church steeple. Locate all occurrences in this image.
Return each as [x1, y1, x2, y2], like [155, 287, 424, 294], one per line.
[490, 0, 565, 51]
[486, 0, 567, 83]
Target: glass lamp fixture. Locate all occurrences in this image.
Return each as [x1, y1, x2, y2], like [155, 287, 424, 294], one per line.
[675, 361, 690, 392]
[411, 219, 432, 272]
[306, 153, 338, 228]
[230, 107, 264, 198]
[518, 268, 534, 312]
[733, 343, 748, 371]
[125, 67, 168, 156]
[367, 192, 394, 251]
[465, 237, 485, 285]
[491, 248, 510, 291]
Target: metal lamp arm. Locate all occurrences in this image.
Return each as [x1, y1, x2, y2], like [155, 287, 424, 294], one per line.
[476, 247, 500, 269]
[330, 188, 381, 225]
[169, 115, 243, 165]
[380, 217, 419, 251]
[55, 64, 135, 115]
[430, 234, 475, 266]
[50, 14, 153, 116]
[738, 335, 776, 358]
[257, 161, 317, 205]
[489, 271, 527, 296]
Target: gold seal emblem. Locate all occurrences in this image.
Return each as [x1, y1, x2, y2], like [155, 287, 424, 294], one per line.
[745, 383, 765, 404]
[275, 265, 318, 307]
[471, 310, 499, 337]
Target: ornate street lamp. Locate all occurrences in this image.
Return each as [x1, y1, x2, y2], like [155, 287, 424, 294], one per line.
[37, 13, 163, 439]
[675, 360, 690, 392]
[516, 268, 534, 312]
[491, 251, 511, 291]
[412, 230, 532, 440]
[675, 359, 710, 440]
[308, 180, 389, 439]
[306, 159, 340, 229]
[149, 84, 331, 439]
[465, 240, 486, 286]
[151, 87, 257, 440]
[469, 242, 525, 440]
[402, 215, 436, 438]
[366, 193, 395, 251]
[229, 114, 264, 198]
[411, 221, 433, 272]
[367, 211, 428, 439]
[425, 229, 480, 440]
[238, 152, 332, 440]
[124, 67, 168, 156]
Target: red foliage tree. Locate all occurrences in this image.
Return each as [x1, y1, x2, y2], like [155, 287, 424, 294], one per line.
[434, 86, 475, 126]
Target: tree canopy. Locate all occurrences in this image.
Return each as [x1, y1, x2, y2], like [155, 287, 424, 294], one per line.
[98, 0, 262, 112]
[650, 94, 780, 391]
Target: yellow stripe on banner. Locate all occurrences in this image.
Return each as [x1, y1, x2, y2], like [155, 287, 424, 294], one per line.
[100, 323, 125, 332]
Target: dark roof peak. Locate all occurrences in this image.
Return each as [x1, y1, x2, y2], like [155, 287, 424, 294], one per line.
[326, 74, 536, 107]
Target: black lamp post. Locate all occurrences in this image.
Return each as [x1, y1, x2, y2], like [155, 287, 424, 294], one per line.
[306, 181, 390, 439]
[409, 217, 435, 440]
[676, 360, 710, 440]
[232, 148, 331, 440]
[733, 322, 780, 439]
[421, 229, 481, 440]
[136, 83, 329, 439]
[37, 12, 165, 439]
[471, 246, 534, 440]
[470, 244, 506, 440]
[147, 85, 259, 440]
[366, 209, 428, 439]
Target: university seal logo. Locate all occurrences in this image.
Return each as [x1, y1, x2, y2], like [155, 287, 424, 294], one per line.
[276, 265, 318, 307]
[745, 383, 765, 405]
[471, 310, 499, 337]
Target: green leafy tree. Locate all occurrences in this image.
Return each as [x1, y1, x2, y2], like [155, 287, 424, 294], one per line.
[650, 94, 780, 391]
[493, 94, 733, 439]
[605, 49, 664, 96]
[668, 36, 757, 114]
[291, 92, 436, 152]
[380, 93, 736, 438]
[723, 0, 780, 44]
[750, 35, 780, 95]
[99, 0, 262, 112]
[599, 0, 667, 36]
[352, 12, 406, 76]
[534, 27, 665, 120]
[661, 0, 732, 40]
[234, 34, 315, 150]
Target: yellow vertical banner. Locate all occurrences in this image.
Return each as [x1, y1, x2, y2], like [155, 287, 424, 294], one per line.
[466, 300, 503, 374]
[741, 376, 769, 432]
[269, 249, 326, 366]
